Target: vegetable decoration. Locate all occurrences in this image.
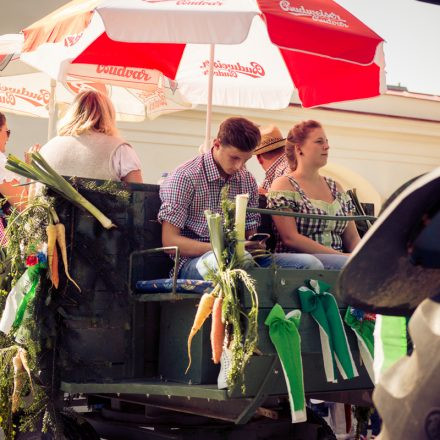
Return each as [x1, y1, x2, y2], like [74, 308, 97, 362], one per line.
[6, 153, 115, 230]
[185, 290, 217, 374]
[185, 186, 259, 391]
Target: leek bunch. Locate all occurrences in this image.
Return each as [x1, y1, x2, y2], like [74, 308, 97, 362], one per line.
[204, 186, 259, 392]
[6, 153, 115, 230]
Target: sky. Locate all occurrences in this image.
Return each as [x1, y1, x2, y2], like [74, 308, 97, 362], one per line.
[1, 0, 440, 96]
[336, 0, 440, 96]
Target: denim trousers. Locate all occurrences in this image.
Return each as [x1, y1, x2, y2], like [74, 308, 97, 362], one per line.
[179, 251, 348, 280]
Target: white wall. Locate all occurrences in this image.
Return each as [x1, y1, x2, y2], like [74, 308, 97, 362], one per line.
[5, 94, 440, 204]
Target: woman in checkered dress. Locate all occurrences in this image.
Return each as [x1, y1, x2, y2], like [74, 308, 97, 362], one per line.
[266, 120, 360, 269]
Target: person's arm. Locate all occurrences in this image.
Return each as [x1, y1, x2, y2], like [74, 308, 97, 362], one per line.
[158, 169, 212, 258]
[0, 180, 27, 211]
[162, 221, 211, 257]
[243, 175, 265, 250]
[122, 169, 143, 183]
[269, 176, 342, 255]
[342, 220, 360, 253]
[334, 181, 361, 253]
[114, 144, 144, 183]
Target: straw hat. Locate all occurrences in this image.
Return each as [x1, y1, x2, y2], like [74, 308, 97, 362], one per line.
[254, 125, 286, 155]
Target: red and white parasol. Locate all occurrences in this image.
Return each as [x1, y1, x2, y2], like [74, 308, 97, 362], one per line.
[0, 33, 192, 139]
[20, 0, 386, 143]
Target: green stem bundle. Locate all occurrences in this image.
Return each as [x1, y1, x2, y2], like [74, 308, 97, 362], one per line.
[6, 153, 115, 230]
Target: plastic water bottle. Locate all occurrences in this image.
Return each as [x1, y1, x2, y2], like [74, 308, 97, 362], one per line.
[157, 172, 168, 185]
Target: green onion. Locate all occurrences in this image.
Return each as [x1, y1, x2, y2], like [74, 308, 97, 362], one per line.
[6, 153, 115, 229]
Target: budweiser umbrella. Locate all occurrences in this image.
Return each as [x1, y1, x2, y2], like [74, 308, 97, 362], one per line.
[20, 0, 386, 143]
[0, 34, 191, 140]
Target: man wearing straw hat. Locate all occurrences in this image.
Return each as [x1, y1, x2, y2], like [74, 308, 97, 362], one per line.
[255, 125, 290, 194]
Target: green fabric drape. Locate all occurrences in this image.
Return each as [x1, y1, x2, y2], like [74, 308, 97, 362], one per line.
[298, 279, 358, 383]
[265, 304, 306, 423]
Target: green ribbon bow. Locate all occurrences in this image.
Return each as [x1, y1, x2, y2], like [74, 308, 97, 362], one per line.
[265, 304, 306, 423]
[298, 279, 358, 383]
[344, 307, 375, 382]
[12, 263, 46, 331]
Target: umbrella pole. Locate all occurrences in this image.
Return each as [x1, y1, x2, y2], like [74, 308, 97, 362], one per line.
[203, 44, 215, 150]
[47, 79, 57, 141]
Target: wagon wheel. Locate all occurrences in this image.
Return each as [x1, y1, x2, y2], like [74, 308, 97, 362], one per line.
[58, 412, 100, 440]
[306, 407, 337, 440]
[16, 412, 100, 440]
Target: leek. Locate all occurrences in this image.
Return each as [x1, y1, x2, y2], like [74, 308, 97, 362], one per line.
[204, 210, 225, 270]
[6, 153, 115, 229]
[234, 193, 249, 262]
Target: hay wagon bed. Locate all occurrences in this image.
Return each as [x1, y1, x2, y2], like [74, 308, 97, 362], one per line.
[42, 179, 372, 439]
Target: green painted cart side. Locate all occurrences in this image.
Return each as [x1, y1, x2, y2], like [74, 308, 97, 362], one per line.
[50, 179, 372, 428]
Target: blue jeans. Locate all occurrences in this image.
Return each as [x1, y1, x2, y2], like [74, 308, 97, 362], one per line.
[179, 251, 325, 280]
[313, 254, 348, 270]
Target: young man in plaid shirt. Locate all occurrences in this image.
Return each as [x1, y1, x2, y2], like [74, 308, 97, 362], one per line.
[158, 117, 323, 279]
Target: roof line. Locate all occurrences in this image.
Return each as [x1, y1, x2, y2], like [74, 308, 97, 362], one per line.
[289, 103, 440, 123]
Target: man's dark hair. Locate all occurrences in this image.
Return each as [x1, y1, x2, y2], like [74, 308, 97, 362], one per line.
[217, 117, 261, 152]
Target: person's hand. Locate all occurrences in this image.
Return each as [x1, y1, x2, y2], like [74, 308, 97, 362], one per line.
[25, 143, 41, 164]
[244, 239, 267, 258]
[258, 187, 268, 195]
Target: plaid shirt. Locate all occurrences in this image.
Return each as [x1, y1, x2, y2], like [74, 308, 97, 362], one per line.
[261, 154, 290, 191]
[158, 149, 260, 274]
[267, 176, 355, 252]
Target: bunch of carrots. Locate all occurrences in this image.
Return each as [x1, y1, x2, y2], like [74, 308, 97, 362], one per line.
[185, 189, 259, 390]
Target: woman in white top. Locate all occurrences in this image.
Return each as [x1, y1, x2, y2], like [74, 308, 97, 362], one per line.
[40, 89, 143, 183]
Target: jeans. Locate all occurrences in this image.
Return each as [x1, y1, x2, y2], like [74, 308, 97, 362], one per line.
[179, 251, 325, 280]
[313, 254, 348, 270]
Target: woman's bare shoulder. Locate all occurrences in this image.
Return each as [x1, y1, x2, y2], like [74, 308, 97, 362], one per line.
[270, 175, 293, 191]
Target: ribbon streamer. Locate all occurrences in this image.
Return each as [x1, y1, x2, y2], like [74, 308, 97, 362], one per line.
[373, 314, 407, 384]
[344, 307, 375, 383]
[298, 279, 358, 383]
[265, 304, 306, 423]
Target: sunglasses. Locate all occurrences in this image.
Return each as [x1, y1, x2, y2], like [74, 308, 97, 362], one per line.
[6, 129, 10, 137]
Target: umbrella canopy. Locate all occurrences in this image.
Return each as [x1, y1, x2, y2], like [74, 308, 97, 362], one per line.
[0, 33, 192, 139]
[21, 0, 385, 106]
[20, 0, 386, 141]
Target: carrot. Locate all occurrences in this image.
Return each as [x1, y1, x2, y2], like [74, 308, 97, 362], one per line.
[19, 348, 33, 393]
[211, 296, 225, 364]
[55, 223, 81, 292]
[12, 351, 23, 413]
[185, 292, 215, 374]
[51, 246, 59, 289]
[46, 224, 58, 288]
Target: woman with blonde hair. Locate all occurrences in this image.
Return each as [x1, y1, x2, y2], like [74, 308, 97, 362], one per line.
[267, 120, 360, 269]
[40, 89, 143, 183]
